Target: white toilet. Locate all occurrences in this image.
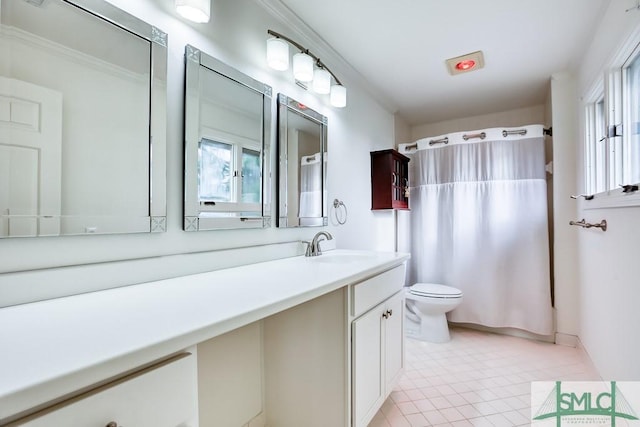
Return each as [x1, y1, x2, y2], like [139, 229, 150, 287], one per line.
[404, 283, 463, 343]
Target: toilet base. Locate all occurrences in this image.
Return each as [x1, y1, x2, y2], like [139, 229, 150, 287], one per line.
[405, 312, 451, 343]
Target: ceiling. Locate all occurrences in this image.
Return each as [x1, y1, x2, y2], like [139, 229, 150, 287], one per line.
[274, 0, 610, 126]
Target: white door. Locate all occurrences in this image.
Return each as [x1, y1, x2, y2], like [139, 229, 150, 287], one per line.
[0, 77, 62, 236]
[352, 303, 384, 427]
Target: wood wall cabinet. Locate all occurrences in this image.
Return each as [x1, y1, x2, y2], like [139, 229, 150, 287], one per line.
[370, 149, 410, 210]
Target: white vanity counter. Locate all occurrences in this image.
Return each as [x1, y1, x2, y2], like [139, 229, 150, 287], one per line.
[0, 249, 409, 422]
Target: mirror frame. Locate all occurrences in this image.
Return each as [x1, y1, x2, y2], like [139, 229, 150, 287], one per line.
[183, 45, 272, 231]
[276, 94, 328, 228]
[0, 0, 168, 236]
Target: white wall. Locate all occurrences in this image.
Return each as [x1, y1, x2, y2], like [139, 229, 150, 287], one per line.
[573, 1, 640, 380]
[411, 105, 546, 141]
[0, 0, 397, 305]
[549, 73, 580, 341]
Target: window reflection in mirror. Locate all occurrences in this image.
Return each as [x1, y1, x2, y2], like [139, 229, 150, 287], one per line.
[277, 94, 328, 227]
[184, 45, 271, 231]
[0, 0, 167, 237]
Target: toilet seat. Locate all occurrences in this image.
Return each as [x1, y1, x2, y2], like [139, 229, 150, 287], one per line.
[409, 283, 462, 299]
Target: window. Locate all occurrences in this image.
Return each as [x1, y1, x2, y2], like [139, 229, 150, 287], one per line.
[623, 47, 640, 185]
[585, 95, 607, 194]
[198, 137, 261, 212]
[199, 139, 232, 203]
[583, 39, 640, 205]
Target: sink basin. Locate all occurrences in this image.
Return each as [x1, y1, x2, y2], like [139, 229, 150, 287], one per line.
[310, 253, 376, 264]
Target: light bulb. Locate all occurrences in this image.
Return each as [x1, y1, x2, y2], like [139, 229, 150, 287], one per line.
[175, 0, 210, 23]
[313, 68, 331, 94]
[293, 53, 314, 82]
[266, 37, 289, 71]
[330, 84, 347, 108]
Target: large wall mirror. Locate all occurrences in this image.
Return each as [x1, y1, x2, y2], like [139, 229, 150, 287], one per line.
[0, 0, 167, 237]
[183, 45, 272, 231]
[277, 94, 328, 227]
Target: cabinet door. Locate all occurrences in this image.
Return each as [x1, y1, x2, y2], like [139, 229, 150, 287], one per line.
[352, 304, 384, 427]
[19, 354, 198, 427]
[384, 292, 404, 392]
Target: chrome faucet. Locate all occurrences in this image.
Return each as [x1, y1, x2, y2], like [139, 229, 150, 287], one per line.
[305, 231, 333, 257]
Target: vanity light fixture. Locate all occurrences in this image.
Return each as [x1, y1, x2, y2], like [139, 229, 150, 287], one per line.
[266, 29, 347, 108]
[175, 0, 210, 23]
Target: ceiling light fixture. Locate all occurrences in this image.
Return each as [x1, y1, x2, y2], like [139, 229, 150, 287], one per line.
[266, 29, 347, 108]
[175, 0, 210, 23]
[455, 59, 476, 71]
[446, 51, 485, 76]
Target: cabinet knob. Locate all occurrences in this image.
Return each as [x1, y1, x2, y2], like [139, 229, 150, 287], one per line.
[387, 309, 393, 317]
[382, 312, 389, 319]
[106, 422, 118, 427]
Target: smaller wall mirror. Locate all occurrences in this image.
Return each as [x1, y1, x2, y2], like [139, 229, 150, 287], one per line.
[184, 45, 272, 231]
[277, 94, 328, 227]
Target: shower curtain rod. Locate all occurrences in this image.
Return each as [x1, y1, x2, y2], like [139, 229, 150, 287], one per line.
[402, 127, 552, 151]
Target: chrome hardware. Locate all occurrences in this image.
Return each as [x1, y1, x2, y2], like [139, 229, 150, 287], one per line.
[462, 132, 486, 141]
[332, 199, 348, 225]
[571, 194, 594, 200]
[502, 129, 527, 137]
[305, 231, 334, 256]
[621, 184, 639, 193]
[382, 312, 389, 319]
[428, 137, 449, 146]
[569, 219, 607, 232]
[387, 309, 393, 317]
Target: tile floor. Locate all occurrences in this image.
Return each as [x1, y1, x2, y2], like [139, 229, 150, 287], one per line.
[369, 327, 600, 427]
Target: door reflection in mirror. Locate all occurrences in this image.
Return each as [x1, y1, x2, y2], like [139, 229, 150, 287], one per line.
[184, 45, 271, 231]
[277, 94, 328, 227]
[0, 0, 167, 237]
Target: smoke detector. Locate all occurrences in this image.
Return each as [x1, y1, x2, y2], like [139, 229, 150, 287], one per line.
[446, 51, 485, 75]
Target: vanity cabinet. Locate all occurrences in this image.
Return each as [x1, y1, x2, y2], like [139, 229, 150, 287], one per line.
[351, 266, 405, 427]
[15, 353, 198, 427]
[370, 149, 410, 210]
[1, 251, 409, 427]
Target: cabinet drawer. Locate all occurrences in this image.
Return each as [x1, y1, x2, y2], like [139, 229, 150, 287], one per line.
[352, 264, 405, 318]
[14, 353, 198, 427]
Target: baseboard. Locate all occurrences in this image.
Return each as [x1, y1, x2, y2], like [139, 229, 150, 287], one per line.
[574, 336, 602, 380]
[450, 322, 555, 343]
[554, 332, 579, 347]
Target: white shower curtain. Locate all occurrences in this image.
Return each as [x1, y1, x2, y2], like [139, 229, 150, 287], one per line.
[298, 153, 323, 218]
[404, 125, 553, 335]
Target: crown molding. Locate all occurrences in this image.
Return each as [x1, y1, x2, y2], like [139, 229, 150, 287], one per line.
[256, 0, 399, 114]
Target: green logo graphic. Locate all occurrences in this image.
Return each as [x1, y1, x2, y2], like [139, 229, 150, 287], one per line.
[533, 381, 639, 426]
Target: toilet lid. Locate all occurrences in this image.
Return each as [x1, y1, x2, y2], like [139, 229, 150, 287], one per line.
[410, 283, 463, 298]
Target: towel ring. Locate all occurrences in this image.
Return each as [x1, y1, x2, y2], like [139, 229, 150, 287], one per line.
[332, 199, 348, 225]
